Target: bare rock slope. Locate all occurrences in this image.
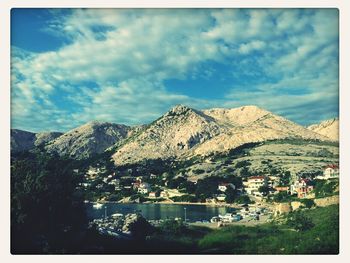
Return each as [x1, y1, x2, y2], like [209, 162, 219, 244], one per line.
[112, 105, 330, 166]
[307, 118, 339, 141]
[46, 121, 131, 159]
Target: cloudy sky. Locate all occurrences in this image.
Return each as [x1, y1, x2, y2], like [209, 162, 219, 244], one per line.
[11, 8, 338, 132]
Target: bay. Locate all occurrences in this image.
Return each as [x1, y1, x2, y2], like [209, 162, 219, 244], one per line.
[86, 203, 236, 222]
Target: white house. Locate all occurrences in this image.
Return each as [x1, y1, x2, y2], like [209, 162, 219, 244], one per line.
[216, 194, 226, 201]
[137, 182, 151, 194]
[218, 183, 235, 192]
[244, 176, 267, 195]
[316, 164, 339, 180]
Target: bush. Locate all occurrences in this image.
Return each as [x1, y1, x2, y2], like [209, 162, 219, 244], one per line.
[235, 195, 252, 204]
[301, 199, 315, 209]
[235, 160, 251, 168]
[192, 169, 205, 175]
[287, 211, 314, 232]
[159, 219, 187, 235]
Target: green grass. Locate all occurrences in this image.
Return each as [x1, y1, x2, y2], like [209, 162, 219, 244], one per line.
[197, 205, 339, 254]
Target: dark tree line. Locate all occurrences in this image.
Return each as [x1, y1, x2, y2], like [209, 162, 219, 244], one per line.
[11, 151, 87, 254]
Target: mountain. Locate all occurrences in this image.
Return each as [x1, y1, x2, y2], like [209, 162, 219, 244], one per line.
[11, 129, 63, 152]
[45, 121, 131, 159]
[111, 105, 330, 166]
[112, 105, 222, 165]
[307, 118, 339, 141]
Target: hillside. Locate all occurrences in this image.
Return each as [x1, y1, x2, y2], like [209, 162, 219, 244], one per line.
[45, 121, 131, 159]
[111, 105, 331, 166]
[11, 129, 63, 152]
[307, 118, 339, 141]
[112, 105, 222, 165]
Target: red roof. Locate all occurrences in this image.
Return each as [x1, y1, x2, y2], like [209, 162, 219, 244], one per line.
[325, 164, 339, 169]
[248, 176, 265, 180]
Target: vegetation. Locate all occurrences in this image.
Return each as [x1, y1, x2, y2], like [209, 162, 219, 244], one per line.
[11, 151, 87, 253]
[314, 179, 338, 198]
[286, 211, 315, 231]
[198, 205, 338, 254]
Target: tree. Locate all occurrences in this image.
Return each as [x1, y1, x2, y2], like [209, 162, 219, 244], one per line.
[258, 185, 270, 196]
[11, 151, 87, 253]
[279, 171, 291, 186]
[225, 187, 237, 203]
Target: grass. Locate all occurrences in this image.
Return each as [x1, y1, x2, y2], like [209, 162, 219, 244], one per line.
[197, 205, 339, 254]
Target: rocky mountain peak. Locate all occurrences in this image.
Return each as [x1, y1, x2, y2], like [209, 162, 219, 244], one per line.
[307, 118, 339, 141]
[164, 104, 193, 117]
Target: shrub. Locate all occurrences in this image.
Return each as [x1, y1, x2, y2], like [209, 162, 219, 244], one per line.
[287, 211, 314, 231]
[301, 199, 315, 209]
[235, 160, 251, 168]
[159, 219, 187, 235]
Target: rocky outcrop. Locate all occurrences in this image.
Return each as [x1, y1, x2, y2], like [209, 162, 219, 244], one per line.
[314, 195, 339, 207]
[274, 202, 292, 215]
[308, 118, 339, 141]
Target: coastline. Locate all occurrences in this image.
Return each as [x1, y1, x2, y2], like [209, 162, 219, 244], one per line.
[92, 200, 243, 208]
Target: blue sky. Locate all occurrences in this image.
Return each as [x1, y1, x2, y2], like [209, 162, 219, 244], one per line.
[11, 8, 339, 132]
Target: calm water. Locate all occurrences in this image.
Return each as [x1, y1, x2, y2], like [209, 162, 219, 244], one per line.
[86, 203, 235, 222]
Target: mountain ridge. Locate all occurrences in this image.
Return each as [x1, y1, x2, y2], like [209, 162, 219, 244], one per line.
[11, 105, 337, 164]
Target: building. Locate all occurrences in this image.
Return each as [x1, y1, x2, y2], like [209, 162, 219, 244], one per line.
[268, 176, 281, 188]
[291, 178, 314, 199]
[218, 183, 235, 192]
[316, 164, 339, 180]
[274, 186, 289, 193]
[244, 176, 267, 195]
[216, 194, 227, 201]
[148, 192, 157, 198]
[137, 182, 151, 194]
[160, 191, 169, 198]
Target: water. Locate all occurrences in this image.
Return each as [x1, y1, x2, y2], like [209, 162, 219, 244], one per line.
[86, 203, 236, 222]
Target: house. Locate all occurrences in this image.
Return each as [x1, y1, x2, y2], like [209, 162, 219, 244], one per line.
[132, 182, 141, 190]
[150, 174, 157, 179]
[274, 186, 289, 193]
[291, 178, 314, 198]
[218, 183, 235, 192]
[216, 194, 226, 201]
[138, 188, 149, 194]
[268, 176, 280, 188]
[244, 176, 267, 195]
[108, 179, 120, 186]
[148, 192, 157, 198]
[160, 191, 169, 198]
[137, 182, 151, 194]
[316, 164, 339, 180]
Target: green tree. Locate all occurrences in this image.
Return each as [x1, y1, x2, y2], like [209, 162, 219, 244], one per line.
[11, 152, 87, 253]
[258, 185, 270, 196]
[225, 187, 237, 203]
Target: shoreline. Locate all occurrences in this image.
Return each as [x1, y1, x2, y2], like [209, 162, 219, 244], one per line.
[91, 200, 243, 208]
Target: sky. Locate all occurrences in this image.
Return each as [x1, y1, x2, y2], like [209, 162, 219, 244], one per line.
[11, 8, 339, 132]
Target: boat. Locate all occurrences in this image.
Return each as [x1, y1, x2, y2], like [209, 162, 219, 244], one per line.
[93, 202, 104, 209]
[111, 213, 123, 218]
[219, 213, 242, 222]
[210, 216, 221, 223]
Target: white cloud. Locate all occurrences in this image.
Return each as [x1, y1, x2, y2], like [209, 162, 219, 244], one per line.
[238, 40, 266, 54]
[11, 9, 339, 131]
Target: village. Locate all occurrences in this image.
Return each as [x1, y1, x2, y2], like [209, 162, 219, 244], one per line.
[79, 162, 339, 207]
